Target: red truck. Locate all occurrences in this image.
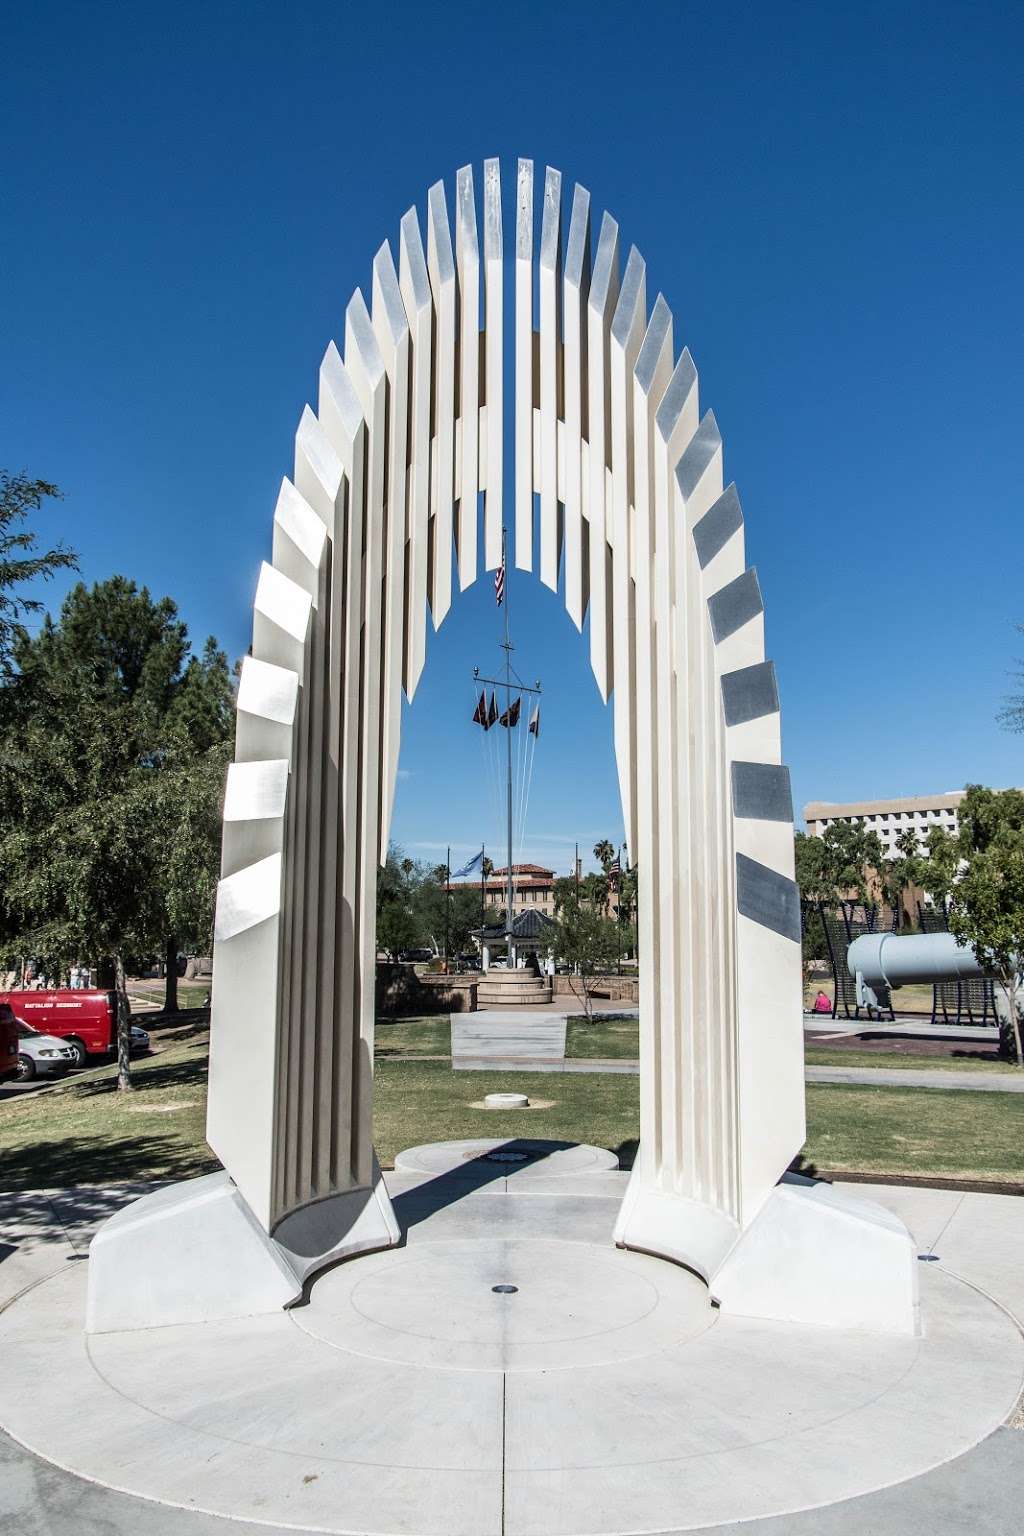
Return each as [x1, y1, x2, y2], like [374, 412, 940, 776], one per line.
[0, 990, 121, 1068]
[0, 1003, 18, 1081]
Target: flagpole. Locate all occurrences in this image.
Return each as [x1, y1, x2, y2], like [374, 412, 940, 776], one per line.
[502, 527, 514, 961]
[445, 845, 450, 973]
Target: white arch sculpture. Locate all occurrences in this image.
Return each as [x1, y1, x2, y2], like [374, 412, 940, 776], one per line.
[87, 161, 916, 1336]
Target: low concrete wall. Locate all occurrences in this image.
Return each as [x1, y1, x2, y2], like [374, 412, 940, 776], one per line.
[376, 963, 477, 1016]
[551, 974, 639, 1004]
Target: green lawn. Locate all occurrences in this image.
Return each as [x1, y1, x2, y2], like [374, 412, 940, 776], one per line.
[374, 1017, 451, 1057]
[803, 1083, 1024, 1183]
[127, 981, 211, 1011]
[2, 1033, 1021, 1192]
[0, 1034, 216, 1190]
[565, 1014, 639, 1058]
[372, 1058, 639, 1168]
[804, 1045, 1016, 1073]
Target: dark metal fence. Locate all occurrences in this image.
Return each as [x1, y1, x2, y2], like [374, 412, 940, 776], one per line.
[816, 902, 896, 1022]
[918, 904, 996, 1027]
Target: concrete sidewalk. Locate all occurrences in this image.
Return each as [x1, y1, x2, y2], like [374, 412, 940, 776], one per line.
[807, 1065, 1024, 1092]
[1, 1176, 1022, 1535]
[453, 1053, 1023, 1089]
[806, 1017, 998, 1042]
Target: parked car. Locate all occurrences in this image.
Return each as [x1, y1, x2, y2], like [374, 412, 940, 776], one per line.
[0, 1003, 19, 1082]
[15, 1023, 76, 1081]
[399, 947, 434, 963]
[0, 990, 121, 1069]
[130, 1024, 151, 1054]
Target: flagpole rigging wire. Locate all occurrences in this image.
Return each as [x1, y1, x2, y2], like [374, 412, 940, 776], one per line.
[476, 682, 501, 862]
[471, 534, 541, 954]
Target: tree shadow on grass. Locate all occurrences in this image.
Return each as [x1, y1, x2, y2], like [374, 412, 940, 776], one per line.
[0, 1131, 219, 1202]
[60, 1055, 208, 1101]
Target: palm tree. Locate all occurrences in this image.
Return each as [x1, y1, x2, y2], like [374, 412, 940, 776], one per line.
[593, 839, 616, 873]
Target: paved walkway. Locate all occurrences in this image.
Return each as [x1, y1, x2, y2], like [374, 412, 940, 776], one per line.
[0, 1174, 1022, 1535]
[807, 1065, 1024, 1092]
[451, 1052, 1024, 1089]
[806, 1017, 998, 1041]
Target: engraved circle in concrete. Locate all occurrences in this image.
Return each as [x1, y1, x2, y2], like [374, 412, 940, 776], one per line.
[293, 1238, 715, 1369]
[393, 1137, 620, 1177]
[0, 1237, 1021, 1534]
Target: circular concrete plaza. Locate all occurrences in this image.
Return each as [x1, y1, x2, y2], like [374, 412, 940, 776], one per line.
[0, 1143, 1022, 1536]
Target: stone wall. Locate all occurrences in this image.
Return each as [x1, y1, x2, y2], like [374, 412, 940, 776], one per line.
[551, 974, 639, 1004]
[376, 963, 477, 1016]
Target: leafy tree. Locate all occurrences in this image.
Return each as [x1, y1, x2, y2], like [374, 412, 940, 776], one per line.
[794, 831, 832, 907]
[793, 822, 883, 909]
[153, 649, 234, 1008]
[0, 579, 233, 1085]
[0, 472, 78, 672]
[552, 901, 621, 1020]
[374, 845, 500, 963]
[795, 824, 892, 999]
[552, 876, 620, 1018]
[416, 863, 494, 961]
[376, 846, 421, 960]
[929, 786, 1024, 1064]
[997, 624, 1024, 735]
[376, 892, 420, 961]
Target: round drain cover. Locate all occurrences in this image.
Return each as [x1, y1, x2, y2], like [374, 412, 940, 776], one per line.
[492, 1284, 519, 1294]
[484, 1092, 529, 1109]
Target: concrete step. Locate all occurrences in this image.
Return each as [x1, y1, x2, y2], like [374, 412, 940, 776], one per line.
[476, 974, 554, 1009]
[477, 986, 553, 1000]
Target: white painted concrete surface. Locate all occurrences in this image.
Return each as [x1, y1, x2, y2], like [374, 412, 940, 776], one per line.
[1, 1169, 1021, 1535]
[452, 1012, 568, 1063]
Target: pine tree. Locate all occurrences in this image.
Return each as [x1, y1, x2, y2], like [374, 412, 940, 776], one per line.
[0, 472, 78, 671]
[0, 579, 233, 1086]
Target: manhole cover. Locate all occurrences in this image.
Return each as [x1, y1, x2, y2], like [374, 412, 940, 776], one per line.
[492, 1284, 519, 1294]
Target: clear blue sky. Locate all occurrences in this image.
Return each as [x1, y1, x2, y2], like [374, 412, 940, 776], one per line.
[4, 1, 1023, 875]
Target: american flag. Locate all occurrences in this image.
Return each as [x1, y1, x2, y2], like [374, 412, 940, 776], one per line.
[494, 560, 505, 606]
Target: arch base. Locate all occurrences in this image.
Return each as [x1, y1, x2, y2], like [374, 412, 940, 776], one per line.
[85, 1166, 399, 1335]
[615, 1170, 919, 1335]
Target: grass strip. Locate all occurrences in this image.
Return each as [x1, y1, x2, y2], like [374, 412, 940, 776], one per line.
[3, 1039, 1021, 1192]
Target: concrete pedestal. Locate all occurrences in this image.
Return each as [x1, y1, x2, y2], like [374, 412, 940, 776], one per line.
[1, 1159, 1020, 1536]
[86, 1166, 399, 1334]
[614, 1168, 919, 1335]
[476, 969, 553, 1007]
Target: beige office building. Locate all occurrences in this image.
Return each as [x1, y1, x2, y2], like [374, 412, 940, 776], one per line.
[803, 792, 964, 858]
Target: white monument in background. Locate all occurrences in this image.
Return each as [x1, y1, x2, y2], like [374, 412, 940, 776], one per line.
[88, 160, 916, 1336]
